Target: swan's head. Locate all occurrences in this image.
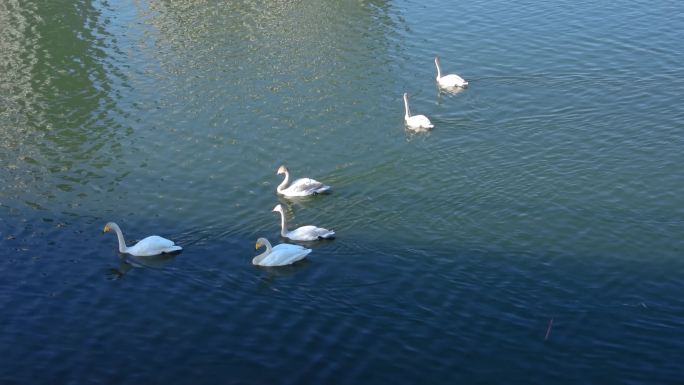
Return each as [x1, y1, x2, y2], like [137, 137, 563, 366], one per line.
[403, 92, 408, 101]
[255, 237, 269, 250]
[272, 204, 283, 213]
[435, 56, 440, 65]
[277, 165, 288, 175]
[103, 222, 116, 233]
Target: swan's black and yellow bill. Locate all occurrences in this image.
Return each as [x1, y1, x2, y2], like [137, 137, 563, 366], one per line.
[103, 225, 110, 233]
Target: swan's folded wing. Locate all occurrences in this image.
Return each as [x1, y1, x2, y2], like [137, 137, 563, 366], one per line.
[260, 245, 312, 266]
[287, 226, 319, 241]
[407, 115, 433, 129]
[288, 226, 334, 241]
[317, 228, 335, 239]
[128, 235, 177, 256]
[442, 74, 466, 86]
[288, 178, 329, 194]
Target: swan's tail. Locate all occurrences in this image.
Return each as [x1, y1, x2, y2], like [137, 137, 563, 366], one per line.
[314, 185, 332, 194]
[318, 230, 336, 239]
[163, 245, 183, 254]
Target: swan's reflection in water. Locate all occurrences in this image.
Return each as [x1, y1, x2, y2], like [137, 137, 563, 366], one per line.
[108, 253, 178, 280]
[255, 259, 311, 291]
[438, 85, 466, 96]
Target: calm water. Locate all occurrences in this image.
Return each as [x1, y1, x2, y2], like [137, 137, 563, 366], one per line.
[1, 0, 683, 383]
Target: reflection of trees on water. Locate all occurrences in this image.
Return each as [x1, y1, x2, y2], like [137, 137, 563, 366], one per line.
[145, 0, 393, 73]
[139, 0, 395, 115]
[0, 0, 126, 208]
[132, 0, 399, 190]
[1, 0, 400, 221]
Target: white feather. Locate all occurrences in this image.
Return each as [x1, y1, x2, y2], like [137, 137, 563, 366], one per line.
[276, 165, 331, 197]
[273, 204, 335, 241]
[435, 56, 468, 89]
[403, 93, 434, 130]
[253, 238, 312, 266]
[104, 222, 182, 257]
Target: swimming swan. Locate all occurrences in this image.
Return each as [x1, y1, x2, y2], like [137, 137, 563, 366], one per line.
[103, 222, 182, 256]
[253, 237, 312, 266]
[403, 93, 433, 130]
[435, 56, 468, 89]
[273, 204, 335, 241]
[276, 165, 331, 197]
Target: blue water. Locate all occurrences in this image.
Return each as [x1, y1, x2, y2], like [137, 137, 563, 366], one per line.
[1, 0, 683, 383]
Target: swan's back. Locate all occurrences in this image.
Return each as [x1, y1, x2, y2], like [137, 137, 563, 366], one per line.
[127, 235, 181, 256]
[255, 244, 312, 266]
[283, 178, 330, 196]
[406, 115, 434, 130]
[288, 225, 336, 241]
[439, 74, 468, 88]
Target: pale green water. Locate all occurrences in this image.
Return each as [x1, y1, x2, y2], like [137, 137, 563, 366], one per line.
[1, 0, 683, 384]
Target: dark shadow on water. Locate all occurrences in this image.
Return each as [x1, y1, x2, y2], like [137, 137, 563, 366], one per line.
[277, 235, 336, 248]
[276, 192, 333, 207]
[255, 259, 312, 288]
[107, 253, 179, 280]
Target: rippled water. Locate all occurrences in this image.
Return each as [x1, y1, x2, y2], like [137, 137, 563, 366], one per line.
[1, 0, 683, 383]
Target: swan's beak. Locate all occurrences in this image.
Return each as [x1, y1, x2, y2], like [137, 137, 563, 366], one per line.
[103, 225, 110, 233]
[255, 242, 261, 249]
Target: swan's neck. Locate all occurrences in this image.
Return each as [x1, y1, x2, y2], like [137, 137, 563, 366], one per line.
[403, 95, 411, 119]
[435, 59, 442, 79]
[278, 210, 289, 237]
[253, 241, 273, 265]
[110, 223, 128, 253]
[277, 170, 290, 193]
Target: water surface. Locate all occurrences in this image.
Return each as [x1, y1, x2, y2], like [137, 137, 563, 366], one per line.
[1, 0, 683, 383]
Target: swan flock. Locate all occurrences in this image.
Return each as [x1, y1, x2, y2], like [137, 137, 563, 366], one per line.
[103, 55, 466, 266]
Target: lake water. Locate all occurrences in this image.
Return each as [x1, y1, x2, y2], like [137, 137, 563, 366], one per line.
[1, 0, 683, 383]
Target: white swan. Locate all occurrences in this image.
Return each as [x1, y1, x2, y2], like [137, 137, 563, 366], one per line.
[276, 165, 331, 197]
[273, 204, 335, 241]
[103, 222, 182, 257]
[403, 93, 434, 130]
[253, 237, 312, 266]
[435, 56, 468, 89]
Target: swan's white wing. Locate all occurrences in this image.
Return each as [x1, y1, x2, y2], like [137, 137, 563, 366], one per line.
[439, 74, 468, 88]
[406, 115, 433, 129]
[126, 235, 181, 257]
[258, 244, 311, 266]
[282, 178, 331, 196]
[287, 225, 336, 241]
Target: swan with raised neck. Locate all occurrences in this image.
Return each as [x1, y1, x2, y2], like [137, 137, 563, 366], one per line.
[272, 204, 335, 241]
[275, 165, 331, 197]
[434, 56, 468, 88]
[103, 222, 182, 256]
[403, 93, 433, 130]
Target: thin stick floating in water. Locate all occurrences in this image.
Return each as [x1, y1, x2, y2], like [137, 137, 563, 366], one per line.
[545, 318, 554, 341]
